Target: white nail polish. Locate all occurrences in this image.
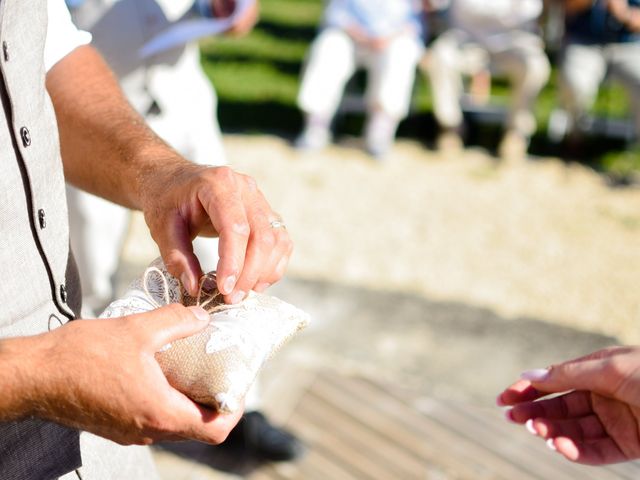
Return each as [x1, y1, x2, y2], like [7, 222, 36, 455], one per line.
[230, 290, 246, 304]
[222, 275, 236, 294]
[521, 368, 550, 382]
[525, 419, 537, 436]
[546, 439, 557, 451]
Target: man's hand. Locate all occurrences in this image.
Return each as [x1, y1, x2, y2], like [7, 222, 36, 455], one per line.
[2, 305, 242, 445]
[47, 45, 292, 304]
[497, 346, 640, 465]
[140, 163, 293, 303]
[607, 0, 640, 32]
[209, 0, 259, 36]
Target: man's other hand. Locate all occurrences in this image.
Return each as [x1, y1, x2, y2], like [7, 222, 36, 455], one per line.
[10, 305, 242, 445]
[141, 164, 293, 304]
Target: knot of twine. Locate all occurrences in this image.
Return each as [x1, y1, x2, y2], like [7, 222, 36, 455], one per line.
[142, 266, 227, 313]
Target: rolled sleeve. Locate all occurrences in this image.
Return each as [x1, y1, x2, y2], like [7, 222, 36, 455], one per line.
[44, 0, 92, 71]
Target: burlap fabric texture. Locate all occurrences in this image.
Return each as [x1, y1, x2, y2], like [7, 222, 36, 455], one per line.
[100, 258, 310, 413]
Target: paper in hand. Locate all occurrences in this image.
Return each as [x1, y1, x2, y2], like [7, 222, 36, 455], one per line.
[139, 0, 255, 59]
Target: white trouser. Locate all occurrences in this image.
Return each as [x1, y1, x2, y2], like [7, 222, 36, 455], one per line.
[428, 30, 550, 136]
[297, 28, 423, 121]
[560, 41, 640, 136]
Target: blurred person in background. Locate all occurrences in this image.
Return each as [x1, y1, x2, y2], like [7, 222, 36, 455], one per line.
[559, 0, 640, 142]
[426, 0, 550, 159]
[64, 0, 303, 462]
[499, 346, 640, 465]
[295, 0, 426, 159]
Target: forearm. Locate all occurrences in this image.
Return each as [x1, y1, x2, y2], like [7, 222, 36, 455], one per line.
[0, 336, 43, 421]
[45, 45, 191, 210]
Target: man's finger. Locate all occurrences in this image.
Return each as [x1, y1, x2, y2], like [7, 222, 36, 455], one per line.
[153, 213, 202, 296]
[228, 212, 287, 302]
[196, 170, 250, 296]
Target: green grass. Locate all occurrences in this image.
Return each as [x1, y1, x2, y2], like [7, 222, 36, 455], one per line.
[200, 0, 639, 179]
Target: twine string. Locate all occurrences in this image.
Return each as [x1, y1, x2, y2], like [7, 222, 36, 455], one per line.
[142, 265, 225, 313]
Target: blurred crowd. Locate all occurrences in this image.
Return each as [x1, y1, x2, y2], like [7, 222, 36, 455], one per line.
[295, 0, 640, 160]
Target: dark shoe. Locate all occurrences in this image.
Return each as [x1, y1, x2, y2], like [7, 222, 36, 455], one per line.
[224, 411, 305, 462]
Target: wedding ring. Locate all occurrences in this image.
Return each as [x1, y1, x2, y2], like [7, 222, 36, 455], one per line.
[270, 220, 286, 230]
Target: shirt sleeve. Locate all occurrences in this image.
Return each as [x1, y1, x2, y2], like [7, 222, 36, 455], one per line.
[44, 0, 92, 72]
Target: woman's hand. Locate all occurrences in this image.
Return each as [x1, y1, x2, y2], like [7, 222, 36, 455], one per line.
[498, 346, 640, 465]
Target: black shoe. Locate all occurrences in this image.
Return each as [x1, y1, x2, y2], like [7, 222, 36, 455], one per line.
[224, 411, 305, 462]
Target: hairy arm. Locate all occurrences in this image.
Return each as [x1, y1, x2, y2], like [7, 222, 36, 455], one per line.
[46, 45, 184, 210]
[0, 306, 242, 444]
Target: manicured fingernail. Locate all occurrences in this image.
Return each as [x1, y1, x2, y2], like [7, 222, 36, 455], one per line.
[504, 409, 515, 423]
[222, 275, 236, 295]
[496, 394, 506, 407]
[181, 273, 194, 295]
[525, 419, 537, 436]
[546, 439, 557, 451]
[230, 290, 246, 305]
[188, 306, 209, 322]
[520, 369, 550, 382]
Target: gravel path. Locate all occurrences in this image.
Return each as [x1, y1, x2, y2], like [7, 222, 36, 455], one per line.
[125, 134, 640, 343]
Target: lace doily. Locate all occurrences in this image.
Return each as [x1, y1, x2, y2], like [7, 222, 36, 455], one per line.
[100, 258, 310, 413]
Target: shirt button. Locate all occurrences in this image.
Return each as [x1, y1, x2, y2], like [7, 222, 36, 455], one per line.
[60, 284, 68, 303]
[2, 41, 8, 62]
[20, 127, 31, 147]
[38, 209, 46, 229]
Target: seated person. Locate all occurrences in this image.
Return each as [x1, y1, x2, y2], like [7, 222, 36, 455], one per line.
[560, 0, 640, 141]
[296, 0, 425, 158]
[426, 0, 550, 158]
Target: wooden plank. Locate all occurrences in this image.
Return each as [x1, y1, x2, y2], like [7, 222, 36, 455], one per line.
[320, 373, 540, 480]
[294, 446, 362, 480]
[259, 364, 318, 426]
[298, 391, 428, 479]
[413, 395, 610, 480]
[309, 372, 474, 474]
[285, 394, 389, 480]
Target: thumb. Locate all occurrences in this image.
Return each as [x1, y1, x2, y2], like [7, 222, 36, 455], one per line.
[136, 304, 210, 350]
[521, 358, 615, 397]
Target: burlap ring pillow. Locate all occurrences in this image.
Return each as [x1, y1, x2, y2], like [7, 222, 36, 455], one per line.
[100, 258, 310, 413]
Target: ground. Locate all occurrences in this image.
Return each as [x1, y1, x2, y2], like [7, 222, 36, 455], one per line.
[119, 135, 640, 478]
[126, 134, 640, 343]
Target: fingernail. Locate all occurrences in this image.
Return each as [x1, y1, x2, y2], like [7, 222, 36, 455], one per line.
[496, 394, 506, 407]
[230, 290, 246, 304]
[525, 419, 537, 436]
[188, 306, 209, 322]
[504, 409, 515, 423]
[255, 282, 271, 292]
[222, 275, 236, 295]
[181, 273, 193, 295]
[520, 368, 550, 382]
[546, 438, 557, 451]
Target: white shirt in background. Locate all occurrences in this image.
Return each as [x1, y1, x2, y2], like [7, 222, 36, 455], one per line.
[449, 0, 543, 50]
[45, 0, 92, 71]
[324, 0, 424, 39]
